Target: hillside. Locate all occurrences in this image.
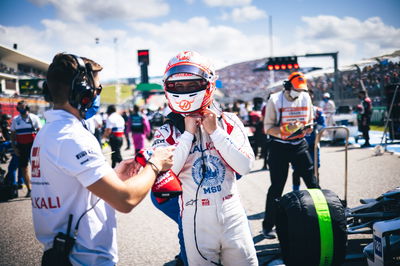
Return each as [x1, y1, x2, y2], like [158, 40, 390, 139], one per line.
[216, 58, 287, 102]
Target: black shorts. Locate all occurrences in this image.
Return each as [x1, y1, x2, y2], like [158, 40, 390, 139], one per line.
[17, 143, 33, 168]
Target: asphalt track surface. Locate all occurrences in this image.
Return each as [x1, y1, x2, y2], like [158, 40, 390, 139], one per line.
[0, 137, 399, 266]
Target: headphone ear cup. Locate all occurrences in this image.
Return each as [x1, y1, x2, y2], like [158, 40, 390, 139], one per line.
[283, 80, 292, 91]
[68, 54, 96, 113]
[43, 81, 53, 102]
[71, 80, 94, 108]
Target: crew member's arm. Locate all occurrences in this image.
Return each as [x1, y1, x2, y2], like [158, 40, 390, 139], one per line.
[32, 114, 42, 131]
[263, 98, 281, 138]
[143, 116, 151, 136]
[10, 119, 19, 156]
[87, 146, 175, 213]
[304, 94, 315, 135]
[103, 118, 112, 138]
[202, 109, 254, 175]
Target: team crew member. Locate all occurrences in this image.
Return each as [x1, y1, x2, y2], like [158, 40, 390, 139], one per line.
[129, 105, 151, 154]
[262, 72, 320, 238]
[31, 53, 174, 265]
[358, 90, 372, 148]
[152, 51, 258, 266]
[319, 92, 336, 140]
[10, 100, 42, 197]
[103, 105, 125, 167]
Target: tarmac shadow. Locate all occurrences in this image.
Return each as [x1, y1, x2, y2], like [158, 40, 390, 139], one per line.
[255, 241, 281, 266]
[247, 211, 264, 220]
[0, 197, 31, 204]
[163, 260, 177, 266]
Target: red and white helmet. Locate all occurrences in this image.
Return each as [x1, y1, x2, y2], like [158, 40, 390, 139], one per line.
[163, 51, 218, 114]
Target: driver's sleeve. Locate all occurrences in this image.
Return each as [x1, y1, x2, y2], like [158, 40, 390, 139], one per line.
[209, 114, 254, 175]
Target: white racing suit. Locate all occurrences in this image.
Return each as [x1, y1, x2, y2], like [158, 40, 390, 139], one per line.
[152, 108, 258, 266]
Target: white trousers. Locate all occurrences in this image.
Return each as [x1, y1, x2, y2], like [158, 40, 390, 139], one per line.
[181, 196, 258, 266]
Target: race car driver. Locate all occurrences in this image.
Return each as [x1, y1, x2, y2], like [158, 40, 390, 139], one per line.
[151, 51, 258, 266]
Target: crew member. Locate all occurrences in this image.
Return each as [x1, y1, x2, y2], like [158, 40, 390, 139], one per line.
[31, 53, 174, 265]
[103, 105, 125, 168]
[358, 90, 372, 148]
[152, 51, 258, 265]
[262, 72, 320, 238]
[319, 92, 336, 140]
[10, 100, 42, 197]
[129, 105, 151, 154]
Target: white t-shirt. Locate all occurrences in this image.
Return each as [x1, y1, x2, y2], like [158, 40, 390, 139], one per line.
[11, 113, 42, 144]
[85, 114, 103, 135]
[319, 99, 336, 116]
[106, 112, 125, 136]
[31, 110, 116, 265]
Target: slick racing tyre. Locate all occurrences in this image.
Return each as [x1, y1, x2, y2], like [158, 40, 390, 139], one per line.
[276, 189, 347, 266]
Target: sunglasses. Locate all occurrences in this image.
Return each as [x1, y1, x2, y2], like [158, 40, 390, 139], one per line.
[166, 79, 208, 94]
[95, 84, 102, 95]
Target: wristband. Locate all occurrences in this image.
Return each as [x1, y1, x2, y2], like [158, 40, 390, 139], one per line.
[147, 160, 160, 175]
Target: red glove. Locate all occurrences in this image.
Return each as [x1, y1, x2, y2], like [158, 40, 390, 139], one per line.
[151, 170, 182, 204]
[135, 149, 182, 204]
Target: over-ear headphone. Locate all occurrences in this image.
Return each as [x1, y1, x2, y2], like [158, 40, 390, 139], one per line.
[69, 54, 96, 114]
[283, 74, 302, 91]
[43, 81, 52, 102]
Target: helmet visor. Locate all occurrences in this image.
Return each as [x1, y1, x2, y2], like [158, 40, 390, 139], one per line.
[164, 64, 213, 82]
[165, 79, 208, 94]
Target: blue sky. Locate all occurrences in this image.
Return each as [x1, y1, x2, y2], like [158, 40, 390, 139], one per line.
[0, 0, 399, 81]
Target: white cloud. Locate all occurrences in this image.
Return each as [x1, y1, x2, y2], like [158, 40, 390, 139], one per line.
[296, 15, 400, 66]
[300, 16, 400, 42]
[221, 5, 267, 22]
[0, 19, 132, 80]
[29, 0, 170, 22]
[1, 15, 273, 80]
[129, 17, 271, 72]
[1, 10, 399, 81]
[0, 25, 50, 58]
[203, 0, 251, 7]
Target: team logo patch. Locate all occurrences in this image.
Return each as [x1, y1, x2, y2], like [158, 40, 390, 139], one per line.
[201, 199, 210, 206]
[31, 147, 41, 178]
[152, 139, 165, 146]
[178, 99, 194, 111]
[192, 155, 225, 194]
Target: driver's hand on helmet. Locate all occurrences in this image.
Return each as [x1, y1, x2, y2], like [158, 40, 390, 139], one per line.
[201, 109, 218, 135]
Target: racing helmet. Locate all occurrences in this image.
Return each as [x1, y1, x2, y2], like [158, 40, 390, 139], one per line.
[163, 51, 218, 114]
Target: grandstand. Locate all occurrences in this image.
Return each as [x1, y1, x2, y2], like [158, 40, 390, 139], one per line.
[216, 50, 400, 107]
[0, 44, 49, 117]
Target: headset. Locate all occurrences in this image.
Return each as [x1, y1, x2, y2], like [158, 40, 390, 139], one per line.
[43, 54, 97, 115]
[68, 54, 97, 114]
[283, 73, 302, 91]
